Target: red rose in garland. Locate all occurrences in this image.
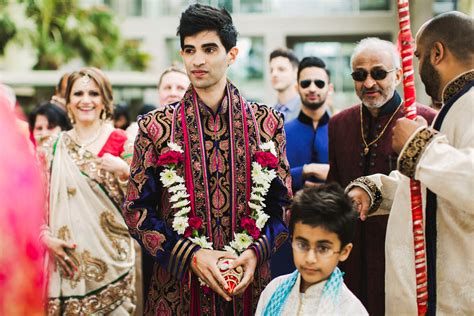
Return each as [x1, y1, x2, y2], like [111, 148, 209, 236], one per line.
[157, 151, 184, 166]
[254, 151, 278, 169]
[240, 217, 261, 239]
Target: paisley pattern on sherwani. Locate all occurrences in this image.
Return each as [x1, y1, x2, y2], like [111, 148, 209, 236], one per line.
[123, 82, 292, 315]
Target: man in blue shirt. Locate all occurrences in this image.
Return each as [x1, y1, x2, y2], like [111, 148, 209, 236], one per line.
[285, 56, 332, 192]
[271, 56, 332, 278]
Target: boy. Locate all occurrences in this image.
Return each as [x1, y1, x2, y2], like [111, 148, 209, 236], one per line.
[256, 184, 368, 315]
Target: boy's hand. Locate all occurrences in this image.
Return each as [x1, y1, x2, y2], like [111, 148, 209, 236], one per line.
[347, 187, 371, 221]
[228, 249, 257, 296]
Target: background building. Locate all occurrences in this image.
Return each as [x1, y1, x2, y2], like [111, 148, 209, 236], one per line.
[1, 0, 472, 113]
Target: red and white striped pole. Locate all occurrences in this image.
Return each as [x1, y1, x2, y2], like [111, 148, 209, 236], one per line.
[397, 1, 428, 315]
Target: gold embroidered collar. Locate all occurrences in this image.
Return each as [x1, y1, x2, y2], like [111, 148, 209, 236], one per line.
[442, 69, 474, 103]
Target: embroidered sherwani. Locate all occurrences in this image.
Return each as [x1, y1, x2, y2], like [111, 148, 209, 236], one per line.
[123, 83, 292, 315]
[327, 91, 436, 315]
[348, 71, 474, 314]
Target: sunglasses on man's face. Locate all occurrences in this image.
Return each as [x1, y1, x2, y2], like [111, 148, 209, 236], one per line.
[351, 68, 396, 82]
[299, 79, 326, 89]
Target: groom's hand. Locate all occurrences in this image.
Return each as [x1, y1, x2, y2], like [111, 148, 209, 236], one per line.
[190, 249, 236, 301]
[229, 249, 258, 296]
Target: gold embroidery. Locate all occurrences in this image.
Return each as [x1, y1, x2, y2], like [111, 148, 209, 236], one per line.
[63, 134, 126, 206]
[58, 226, 71, 240]
[100, 211, 131, 261]
[66, 186, 76, 197]
[56, 226, 109, 286]
[347, 176, 383, 214]
[82, 250, 108, 282]
[398, 127, 438, 178]
[47, 271, 135, 315]
[442, 70, 474, 103]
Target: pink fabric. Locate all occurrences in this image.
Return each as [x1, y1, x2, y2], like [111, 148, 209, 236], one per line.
[0, 97, 46, 315]
[98, 129, 127, 157]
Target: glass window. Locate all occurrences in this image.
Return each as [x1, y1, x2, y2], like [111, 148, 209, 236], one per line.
[165, 37, 183, 66]
[359, 0, 390, 11]
[128, 0, 143, 16]
[268, 0, 390, 14]
[161, 0, 189, 16]
[433, 0, 458, 15]
[240, 0, 265, 13]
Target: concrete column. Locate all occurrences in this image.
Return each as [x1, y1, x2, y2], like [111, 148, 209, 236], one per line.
[410, 0, 434, 106]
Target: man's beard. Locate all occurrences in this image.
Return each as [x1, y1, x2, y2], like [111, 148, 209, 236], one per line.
[302, 98, 325, 110]
[420, 54, 441, 101]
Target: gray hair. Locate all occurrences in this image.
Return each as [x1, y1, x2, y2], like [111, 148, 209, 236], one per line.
[350, 37, 401, 69]
[0, 83, 17, 111]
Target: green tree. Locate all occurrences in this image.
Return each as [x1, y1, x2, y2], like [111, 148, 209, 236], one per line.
[0, 0, 149, 70]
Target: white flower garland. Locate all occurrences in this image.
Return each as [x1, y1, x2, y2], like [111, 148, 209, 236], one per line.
[160, 141, 278, 255]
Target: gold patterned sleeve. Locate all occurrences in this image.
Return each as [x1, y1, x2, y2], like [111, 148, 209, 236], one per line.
[346, 176, 383, 215]
[397, 127, 439, 179]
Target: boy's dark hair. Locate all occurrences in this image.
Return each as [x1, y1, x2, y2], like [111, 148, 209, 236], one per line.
[289, 183, 357, 248]
[269, 48, 299, 69]
[28, 102, 72, 133]
[177, 4, 238, 52]
[297, 56, 331, 81]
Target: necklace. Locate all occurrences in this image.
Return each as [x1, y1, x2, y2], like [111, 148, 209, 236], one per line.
[73, 124, 103, 158]
[360, 100, 403, 155]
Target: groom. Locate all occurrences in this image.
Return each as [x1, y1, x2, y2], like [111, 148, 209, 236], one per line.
[123, 4, 292, 315]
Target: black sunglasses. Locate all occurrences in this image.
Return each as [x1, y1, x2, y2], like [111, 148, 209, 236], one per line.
[351, 68, 396, 82]
[299, 79, 326, 89]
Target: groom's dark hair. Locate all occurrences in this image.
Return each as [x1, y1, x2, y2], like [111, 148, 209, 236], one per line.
[177, 4, 238, 52]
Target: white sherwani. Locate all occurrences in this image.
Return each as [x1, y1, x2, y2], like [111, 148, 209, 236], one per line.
[255, 273, 368, 316]
[349, 71, 474, 315]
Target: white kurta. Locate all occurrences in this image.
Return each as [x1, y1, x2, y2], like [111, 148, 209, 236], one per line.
[363, 83, 474, 314]
[255, 273, 368, 316]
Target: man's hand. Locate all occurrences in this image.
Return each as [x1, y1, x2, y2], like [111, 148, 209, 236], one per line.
[229, 249, 258, 296]
[302, 163, 329, 181]
[392, 116, 428, 153]
[347, 187, 371, 221]
[190, 249, 236, 301]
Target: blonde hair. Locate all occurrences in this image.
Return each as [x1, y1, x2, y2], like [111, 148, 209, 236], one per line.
[65, 67, 114, 119]
[157, 65, 188, 89]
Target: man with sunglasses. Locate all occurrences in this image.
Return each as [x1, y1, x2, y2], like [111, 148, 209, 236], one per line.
[271, 56, 332, 279]
[326, 38, 436, 315]
[347, 11, 474, 315]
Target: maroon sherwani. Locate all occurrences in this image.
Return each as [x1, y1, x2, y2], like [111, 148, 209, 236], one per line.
[327, 91, 436, 316]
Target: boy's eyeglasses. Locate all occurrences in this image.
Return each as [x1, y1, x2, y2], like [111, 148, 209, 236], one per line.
[351, 68, 396, 82]
[299, 79, 326, 89]
[292, 241, 341, 259]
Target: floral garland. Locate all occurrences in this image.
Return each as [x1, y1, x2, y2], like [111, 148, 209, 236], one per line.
[158, 141, 278, 255]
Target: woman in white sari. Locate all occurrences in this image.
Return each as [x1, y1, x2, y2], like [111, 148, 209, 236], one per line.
[39, 67, 136, 315]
